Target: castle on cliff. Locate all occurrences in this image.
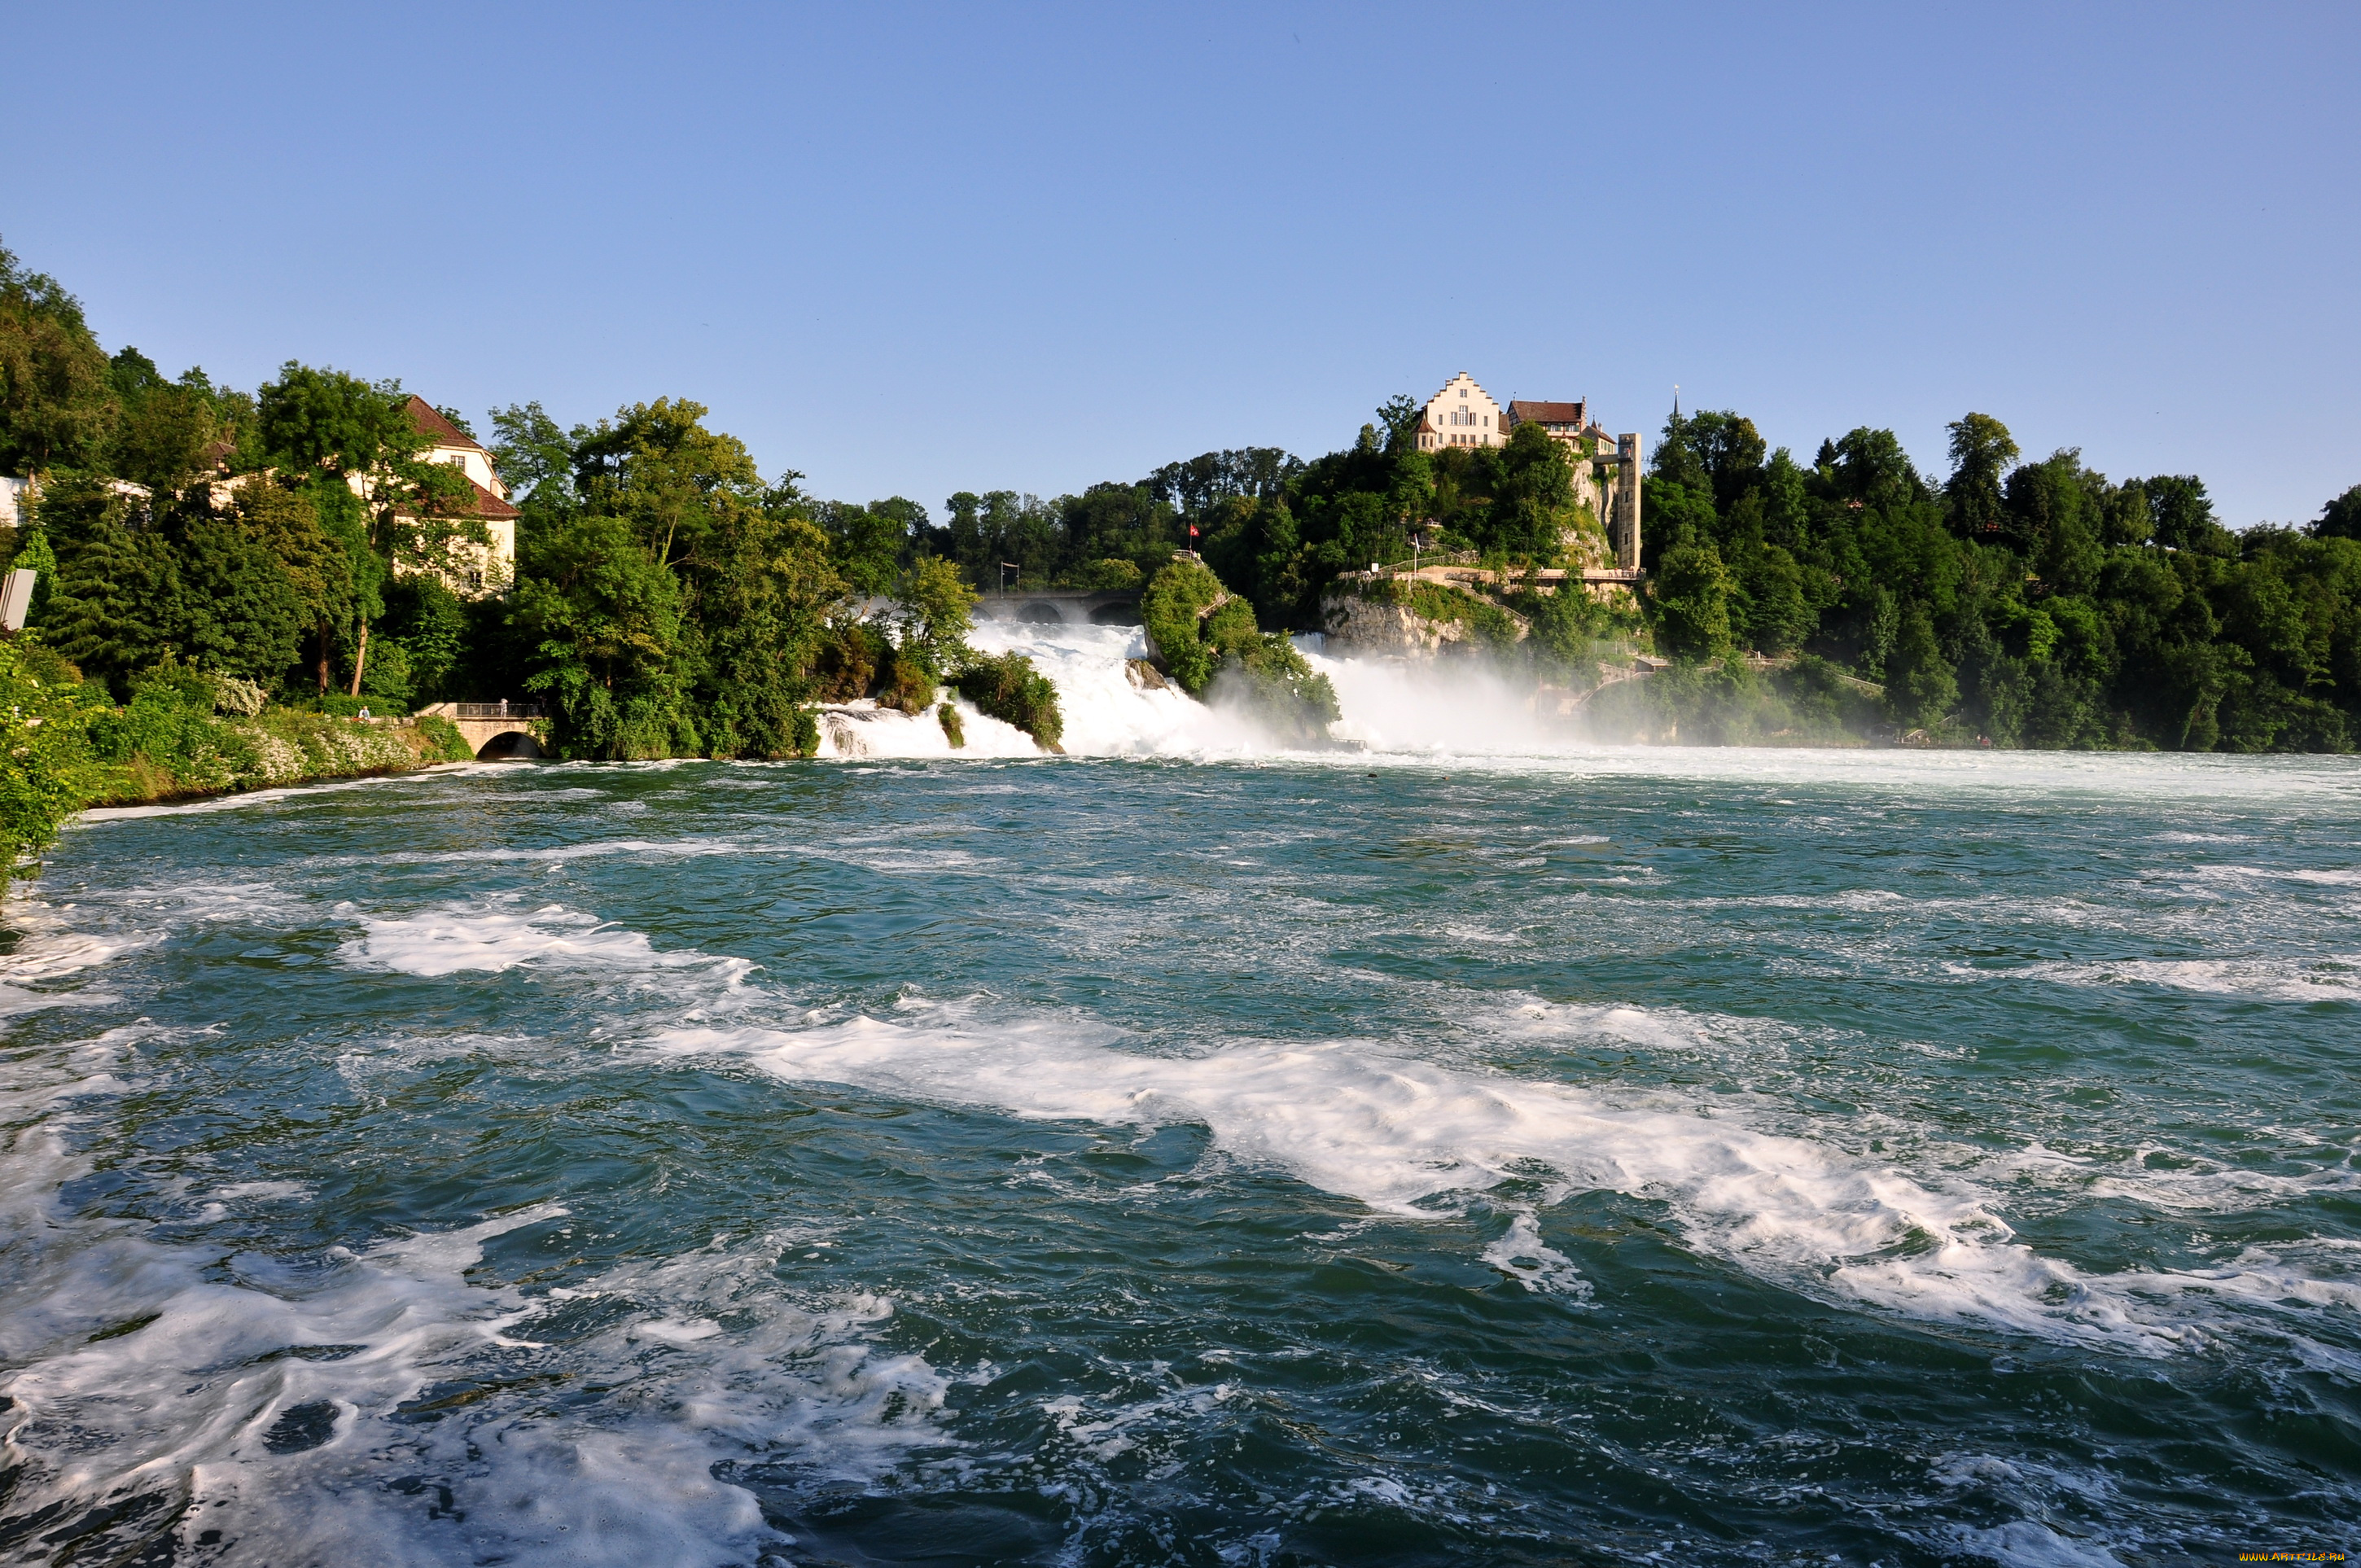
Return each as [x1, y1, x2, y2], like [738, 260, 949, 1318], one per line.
[1411, 373, 1641, 570]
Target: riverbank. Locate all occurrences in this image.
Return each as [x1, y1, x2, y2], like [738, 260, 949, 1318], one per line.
[0, 636, 481, 891]
[82, 708, 475, 808]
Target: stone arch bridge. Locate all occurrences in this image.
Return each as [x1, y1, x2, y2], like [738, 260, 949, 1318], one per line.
[415, 702, 546, 759]
[971, 589, 1141, 627]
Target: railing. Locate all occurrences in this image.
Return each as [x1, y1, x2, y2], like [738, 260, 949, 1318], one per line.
[449, 702, 543, 720]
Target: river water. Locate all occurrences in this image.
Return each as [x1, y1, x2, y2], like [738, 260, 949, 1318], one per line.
[3, 627, 2358, 1566]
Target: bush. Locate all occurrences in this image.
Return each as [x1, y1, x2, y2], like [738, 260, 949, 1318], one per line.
[412, 714, 475, 761]
[1141, 558, 1229, 694]
[0, 638, 94, 891]
[1067, 557, 1144, 591]
[1211, 633, 1340, 746]
[1145, 557, 1338, 742]
[1405, 580, 1522, 648]
[953, 650, 1063, 751]
[937, 701, 966, 750]
[812, 618, 884, 703]
[874, 642, 938, 713]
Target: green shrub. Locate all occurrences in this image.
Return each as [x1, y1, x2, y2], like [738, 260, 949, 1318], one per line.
[813, 618, 885, 703]
[1067, 557, 1143, 591]
[874, 642, 938, 713]
[1406, 581, 1522, 648]
[0, 638, 94, 891]
[953, 650, 1063, 751]
[1141, 558, 1229, 694]
[937, 701, 966, 750]
[1213, 633, 1341, 746]
[1145, 557, 1338, 742]
[412, 714, 475, 761]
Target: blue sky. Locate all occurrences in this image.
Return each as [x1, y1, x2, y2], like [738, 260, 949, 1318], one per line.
[4, 2, 2354, 526]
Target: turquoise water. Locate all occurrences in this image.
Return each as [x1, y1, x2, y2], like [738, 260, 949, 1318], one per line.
[3, 743, 2359, 1565]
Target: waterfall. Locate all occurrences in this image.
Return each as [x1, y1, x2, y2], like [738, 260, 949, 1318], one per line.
[806, 621, 1585, 761]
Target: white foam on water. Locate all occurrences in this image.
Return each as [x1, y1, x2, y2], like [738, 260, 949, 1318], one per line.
[1943, 1522, 2125, 1568]
[0, 1019, 947, 1563]
[403, 837, 752, 865]
[957, 620, 2361, 810]
[1480, 1208, 1593, 1299]
[656, 1000, 2354, 1356]
[2005, 954, 2361, 1003]
[338, 898, 754, 989]
[813, 697, 1043, 760]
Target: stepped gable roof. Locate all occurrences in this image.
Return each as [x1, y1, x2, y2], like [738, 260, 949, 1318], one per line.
[1509, 400, 1586, 424]
[405, 394, 488, 453]
[1423, 372, 1502, 408]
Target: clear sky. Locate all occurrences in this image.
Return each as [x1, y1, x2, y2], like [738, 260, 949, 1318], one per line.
[4, 2, 2354, 527]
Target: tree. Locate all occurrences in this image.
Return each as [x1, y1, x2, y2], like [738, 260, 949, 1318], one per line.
[488, 401, 578, 507]
[893, 554, 978, 677]
[2142, 475, 2232, 555]
[33, 474, 178, 690]
[822, 497, 924, 596]
[2006, 450, 2103, 593]
[257, 362, 416, 480]
[0, 240, 113, 471]
[516, 508, 696, 758]
[1487, 423, 1579, 559]
[2315, 484, 2361, 541]
[1886, 602, 1959, 728]
[1944, 413, 2018, 537]
[1377, 394, 1423, 453]
[1822, 427, 1927, 510]
[1651, 542, 1735, 661]
[258, 363, 480, 693]
[1681, 410, 1767, 512]
[168, 516, 306, 683]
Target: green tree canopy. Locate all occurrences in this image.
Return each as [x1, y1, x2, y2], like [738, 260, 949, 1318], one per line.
[1944, 413, 2019, 537]
[0, 240, 113, 471]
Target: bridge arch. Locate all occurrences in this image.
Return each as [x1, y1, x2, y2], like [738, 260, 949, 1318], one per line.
[414, 702, 547, 761]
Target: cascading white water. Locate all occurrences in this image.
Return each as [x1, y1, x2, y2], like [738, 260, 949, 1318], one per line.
[924, 620, 1583, 761]
[811, 617, 1594, 762]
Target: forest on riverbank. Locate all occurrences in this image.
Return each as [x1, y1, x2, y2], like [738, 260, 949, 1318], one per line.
[5, 232, 2361, 872]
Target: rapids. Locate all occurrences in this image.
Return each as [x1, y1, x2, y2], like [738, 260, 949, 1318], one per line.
[2, 626, 2356, 1565]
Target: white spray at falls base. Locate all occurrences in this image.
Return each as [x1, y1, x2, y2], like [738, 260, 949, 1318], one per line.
[839, 620, 1570, 763]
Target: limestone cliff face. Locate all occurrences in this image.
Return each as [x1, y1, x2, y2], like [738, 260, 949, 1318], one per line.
[1319, 589, 1484, 658]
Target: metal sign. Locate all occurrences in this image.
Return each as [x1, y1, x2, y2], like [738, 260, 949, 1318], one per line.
[0, 568, 36, 633]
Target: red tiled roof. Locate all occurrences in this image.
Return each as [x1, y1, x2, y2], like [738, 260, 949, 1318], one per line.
[405, 394, 488, 453]
[1509, 401, 1587, 424]
[460, 475, 519, 520]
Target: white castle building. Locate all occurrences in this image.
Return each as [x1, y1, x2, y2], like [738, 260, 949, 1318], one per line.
[1412, 373, 1641, 570]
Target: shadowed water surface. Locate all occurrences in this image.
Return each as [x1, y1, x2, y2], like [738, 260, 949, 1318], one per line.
[2, 748, 2358, 1566]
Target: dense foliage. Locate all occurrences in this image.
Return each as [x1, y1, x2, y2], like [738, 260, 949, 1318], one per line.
[1142, 558, 1339, 742]
[1641, 407, 2361, 748]
[7, 230, 2358, 785]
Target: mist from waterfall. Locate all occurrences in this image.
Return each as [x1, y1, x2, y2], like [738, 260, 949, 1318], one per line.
[818, 620, 1577, 762]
